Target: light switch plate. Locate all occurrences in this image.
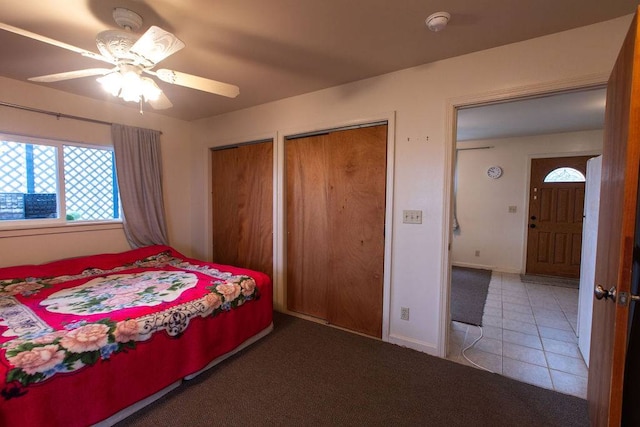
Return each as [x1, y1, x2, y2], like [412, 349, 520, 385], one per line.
[403, 210, 422, 224]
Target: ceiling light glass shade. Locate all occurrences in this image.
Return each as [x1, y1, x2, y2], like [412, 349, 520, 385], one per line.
[97, 68, 164, 104]
[141, 77, 162, 101]
[120, 69, 143, 102]
[97, 72, 123, 96]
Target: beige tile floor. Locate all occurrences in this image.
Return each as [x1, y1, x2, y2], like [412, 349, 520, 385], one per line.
[447, 271, 588, 399]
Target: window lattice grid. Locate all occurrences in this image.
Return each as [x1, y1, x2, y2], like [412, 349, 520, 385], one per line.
[33, 145, 57, 193]
[64, 145, 116, 221]
[0, 141, 27, 193]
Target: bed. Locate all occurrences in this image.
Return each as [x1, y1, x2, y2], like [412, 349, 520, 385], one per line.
[0, 245, 273, 426]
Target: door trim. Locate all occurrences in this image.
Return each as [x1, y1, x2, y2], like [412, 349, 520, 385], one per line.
[441, 73, 608, 357]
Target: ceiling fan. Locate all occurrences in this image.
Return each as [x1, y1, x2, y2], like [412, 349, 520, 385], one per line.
[0, 7, 239, 110]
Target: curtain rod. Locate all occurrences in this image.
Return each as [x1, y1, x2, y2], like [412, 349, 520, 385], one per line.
[0, 101, 163, 135]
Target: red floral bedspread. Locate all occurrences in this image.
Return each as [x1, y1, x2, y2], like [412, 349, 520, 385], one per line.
[0, 245, 273, 426]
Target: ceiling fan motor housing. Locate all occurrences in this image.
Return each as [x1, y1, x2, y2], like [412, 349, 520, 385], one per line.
[96, 30, 139, 63]
[112, 8, 143, 31]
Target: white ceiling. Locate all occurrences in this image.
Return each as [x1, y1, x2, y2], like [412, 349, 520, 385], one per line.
[0, 0, 635, 121]
[456, 87, 607, 141]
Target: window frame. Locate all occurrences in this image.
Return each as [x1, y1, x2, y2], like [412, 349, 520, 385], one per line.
[543, 166, 587, 183]
[0, 132, 122, 231]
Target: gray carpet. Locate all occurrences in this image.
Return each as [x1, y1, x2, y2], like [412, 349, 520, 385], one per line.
[520, 274, 579, 289]
[117, 312, 588, 427]
[451, 266, 492, 326]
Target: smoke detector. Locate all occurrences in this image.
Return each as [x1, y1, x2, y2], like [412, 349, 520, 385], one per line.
[425, 12, 451, 32]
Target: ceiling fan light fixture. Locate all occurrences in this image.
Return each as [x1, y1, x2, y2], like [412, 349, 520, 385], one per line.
[97, 67, 164, 104]
[1, 14, 239, 111]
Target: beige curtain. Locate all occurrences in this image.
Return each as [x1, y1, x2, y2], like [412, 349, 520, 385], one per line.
[112, 124, 168, 248]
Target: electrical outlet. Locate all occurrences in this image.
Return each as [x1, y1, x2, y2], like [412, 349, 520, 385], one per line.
[403, 210, 422, 224]
[508, 205, 517, 213]
[401, 307, 410, 321]
[475, 250, 480, 257]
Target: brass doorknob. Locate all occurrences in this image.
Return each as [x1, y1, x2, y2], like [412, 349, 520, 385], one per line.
[594, 285, 617, 302]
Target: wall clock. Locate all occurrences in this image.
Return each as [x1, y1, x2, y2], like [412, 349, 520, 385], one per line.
[487, 166, 503, 179]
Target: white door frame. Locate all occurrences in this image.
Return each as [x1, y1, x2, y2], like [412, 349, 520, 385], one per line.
[439, 73, 608, 356]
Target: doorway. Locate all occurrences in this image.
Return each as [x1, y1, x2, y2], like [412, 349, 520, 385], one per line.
[446, 87, 605, 397]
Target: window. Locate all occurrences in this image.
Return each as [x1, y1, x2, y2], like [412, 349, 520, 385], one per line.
[0, 134, 120, 224]
[543, 167, 586, 183]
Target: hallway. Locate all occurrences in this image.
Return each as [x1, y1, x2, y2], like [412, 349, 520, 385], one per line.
[447, 272, 588, 399]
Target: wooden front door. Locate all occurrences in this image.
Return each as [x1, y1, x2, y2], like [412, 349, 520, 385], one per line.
[587, 8, 640, 426]
[526, 156, 592, 278]
[286, 124, 387, 338]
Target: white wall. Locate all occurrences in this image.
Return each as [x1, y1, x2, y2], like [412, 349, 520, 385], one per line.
[452, 130, 603, 273]
[190, 16, 632, 356]
[0, 76, 194, 266]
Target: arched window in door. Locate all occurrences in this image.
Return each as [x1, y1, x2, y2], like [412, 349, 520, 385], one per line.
[543, 167, 586, 183]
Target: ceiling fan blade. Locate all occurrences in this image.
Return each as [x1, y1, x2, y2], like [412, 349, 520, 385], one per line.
[148, 91, 173, 110]
[0, 23, 113, 64]
[130, 26, 185, 65]
[153, 69, 239, 98]
[28, 68, 113, 83]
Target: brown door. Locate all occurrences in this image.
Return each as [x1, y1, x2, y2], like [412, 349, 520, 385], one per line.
[211, 141, 273, 277]
[526, 156, 591, 278]
[587, 9, 640, 426]
[286, 124, 387, 338]
[286, 133, 331, 320]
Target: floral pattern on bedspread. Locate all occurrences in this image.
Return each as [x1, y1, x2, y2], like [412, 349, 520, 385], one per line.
[41, 271, 199, 315]
[0, 251, 260, 390]
[0, 278, 51, 297]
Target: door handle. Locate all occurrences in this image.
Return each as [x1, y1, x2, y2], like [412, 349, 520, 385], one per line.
[529, 224, 536, 228]
[594, 285, 617, 302]
[530, 215, 537, 221]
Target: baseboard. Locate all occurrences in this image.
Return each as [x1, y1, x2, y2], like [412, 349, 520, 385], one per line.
[492, 267, 522, 274]
[387, 333, 439, 356]
[451, 262, 493, 270]
[451, 262, 520, 274]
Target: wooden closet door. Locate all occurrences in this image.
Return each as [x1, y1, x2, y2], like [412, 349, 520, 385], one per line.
[326, 125, 386, 337]
[211, 142, 273, 277]
[286, 134, 331, 319]
[286, 125, 387, 338]
[236, 143, 273, 276]
[212, 148, 239, 267]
